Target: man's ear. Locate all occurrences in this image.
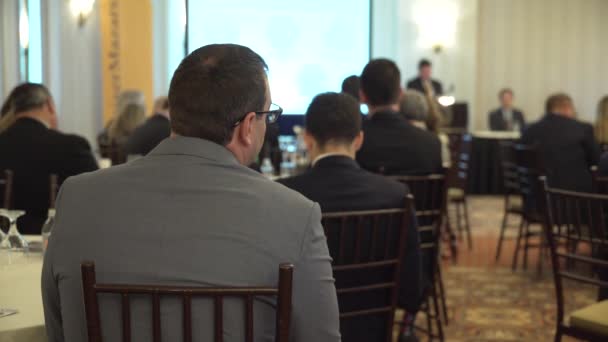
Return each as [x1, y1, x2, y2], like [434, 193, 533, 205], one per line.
[353, 131, 364, 152]
[303, 131, 316, 152]
[236, 112, 257, 146]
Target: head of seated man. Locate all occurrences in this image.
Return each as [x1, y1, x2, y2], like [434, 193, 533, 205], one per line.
[304, 92, 363, 163]
[546, 93, 576, 118]
[359, 58, 402, 115]
[0, 83, 58, 132]
[169, 45, 280, 166]
[399, 90, 430, 130]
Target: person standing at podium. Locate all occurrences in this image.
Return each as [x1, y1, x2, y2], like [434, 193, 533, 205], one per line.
[488, 88, 526, 131]
[406, 59, 443, 97]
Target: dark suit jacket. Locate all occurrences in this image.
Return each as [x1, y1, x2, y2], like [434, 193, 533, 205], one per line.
[278, 156, 423, 342]
[488, 108, 526, 131]
[521, 113, 600, 192]
[406, 77, 443, 96]
[356, 110, 443, 175]
[124, 114, 171, 156]
[0, 118, 98, 234]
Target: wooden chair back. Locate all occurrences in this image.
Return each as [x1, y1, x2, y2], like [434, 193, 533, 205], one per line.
[513, 144, 545, 220]
[321, 196, 414, 342]
[447, 134, 472, 191]
[591, 166, 608, 194]
[499, 141, 520, 196]
[543, 184, 608, 341]
[81, 262, 294, 342]
[0, 170, 13, 209]
[389, 174, 447, 270]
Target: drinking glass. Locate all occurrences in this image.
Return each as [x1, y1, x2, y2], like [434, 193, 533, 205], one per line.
[0, 209, 28, 250]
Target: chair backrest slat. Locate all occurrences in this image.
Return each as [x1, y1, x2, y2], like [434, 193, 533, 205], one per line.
[183, 294, 192, 342]
[321, 197, 414, 342]
[81, 262, 293, 342]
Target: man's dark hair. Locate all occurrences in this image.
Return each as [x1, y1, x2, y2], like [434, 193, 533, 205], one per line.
[498, 88, 514, 99]
[360, 59, 401, 107]
[168, 44, 268, 145]
[341, 75, 360, 101]
[545, 93, 572, 114]
[418, 59, 432, 70]
[305, 92, 361, 147]
[1, 83, 51, 117]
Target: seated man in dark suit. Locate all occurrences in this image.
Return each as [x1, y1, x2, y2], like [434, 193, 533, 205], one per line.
[406, 59, 443, 97]
[124, 96, 171, 156]
[488, 88, 526, 131]
[279, 92, 423, 342]
[0, 83, 98, 234]
[356, 58, 443, 175]
[522, 93, 600, 192]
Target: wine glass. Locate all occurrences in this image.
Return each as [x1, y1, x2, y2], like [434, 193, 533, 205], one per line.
[0, 209, 27, 250]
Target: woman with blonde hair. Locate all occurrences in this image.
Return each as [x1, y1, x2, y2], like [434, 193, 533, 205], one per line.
[98, 90, 146, 146]
[595, 95, 608, 147]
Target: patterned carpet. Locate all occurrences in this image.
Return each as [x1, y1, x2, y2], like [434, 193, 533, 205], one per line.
[395, 196, 597, 342]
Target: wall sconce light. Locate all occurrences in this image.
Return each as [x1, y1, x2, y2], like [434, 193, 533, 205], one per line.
[414, 0, 458, 54]
[70, 0, 95, 27]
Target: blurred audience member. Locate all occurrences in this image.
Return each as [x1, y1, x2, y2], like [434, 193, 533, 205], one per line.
[406, 59, 443, 97]
[400, 90, 450, 165]
[522, 93, 600, 192]
[356, 58, 442, 175]
[488, 88, 525, 131]
[341, 75, 361, 101]
[42, 44, 340, 342]
[124, 96, 171, 156]
[98, 90, 146, 148]
[279, 92, 423, 342]
[594, 95, 608, 148]
[0, 83, 98, 234]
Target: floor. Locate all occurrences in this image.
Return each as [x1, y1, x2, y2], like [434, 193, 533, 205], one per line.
[395, 196, 597, 342]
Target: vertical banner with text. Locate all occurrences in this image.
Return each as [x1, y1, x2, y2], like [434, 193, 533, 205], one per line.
[99, 0, 153, 124]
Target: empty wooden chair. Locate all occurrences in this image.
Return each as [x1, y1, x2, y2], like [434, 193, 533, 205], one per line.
[495, 141, 524, 262]
[543, 184, 608, 341]
[512, 144, 547, 274]
[447, 133, 473, 249]
[321, 197, 414, 342]
[0, 169, 14, 209]
[81, 262, 294, 342]
[390, 174, 449, 341]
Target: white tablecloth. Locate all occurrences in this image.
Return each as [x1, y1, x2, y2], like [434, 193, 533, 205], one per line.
[0, 237, 46, 342]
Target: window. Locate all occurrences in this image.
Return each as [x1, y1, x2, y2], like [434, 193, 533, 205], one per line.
[19, 0, 43, 83]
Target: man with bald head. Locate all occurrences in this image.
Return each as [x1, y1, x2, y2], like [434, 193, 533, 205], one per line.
[42, 44, 340, 342]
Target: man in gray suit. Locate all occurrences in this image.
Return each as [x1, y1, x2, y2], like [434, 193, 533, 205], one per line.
[42, 44, 341, 341]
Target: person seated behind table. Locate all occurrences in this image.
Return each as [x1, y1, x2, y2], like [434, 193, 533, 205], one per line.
[98, 90, 146, 149]
[42, 44, 340, 342]
[594, 95, 608, 149]
[124, 96, 171, 156]
[400, 90, 450, 166]
[488, 88, 526, 131]
[278, 92, 423, 342]
[522, 93, 600, 193]
[356, 58, 443, 175]
[0, 83, 98, 234]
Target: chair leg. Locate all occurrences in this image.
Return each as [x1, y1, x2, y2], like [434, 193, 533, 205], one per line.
[431, 285, 445, 342]
[443, 214, 458, 264]
[537, 229, 545, 276]
[454, 202, 463, 237]
[425, 298, 433, 341]
[512, 219, 525, 271]
[496, 210, 509, 262]
[436, 264, 449, 325]
[462, 198, 472, 250]
[523, 222, 530, 271]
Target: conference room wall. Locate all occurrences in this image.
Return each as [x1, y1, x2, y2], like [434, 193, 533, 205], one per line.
[475, 0, 608, 129]
[0, 0, 21, 101]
